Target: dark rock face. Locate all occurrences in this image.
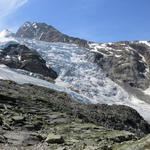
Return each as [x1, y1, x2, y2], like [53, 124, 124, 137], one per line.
[16, 22, 90, 48]
[88, 41, 150, 89]
[0, 44, 57, 79]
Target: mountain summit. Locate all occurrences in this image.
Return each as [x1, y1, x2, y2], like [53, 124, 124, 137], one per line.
[16, 22, 89, 48]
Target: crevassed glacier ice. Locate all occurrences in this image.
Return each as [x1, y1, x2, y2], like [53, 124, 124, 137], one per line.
[17, 38, 130, 104]
[0, 64, 91, 104]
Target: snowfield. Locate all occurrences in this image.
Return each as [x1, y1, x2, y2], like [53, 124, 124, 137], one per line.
[0, 31, 150, 121]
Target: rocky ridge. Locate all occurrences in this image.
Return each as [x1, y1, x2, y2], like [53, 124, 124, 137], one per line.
[16, 22, 89, 48]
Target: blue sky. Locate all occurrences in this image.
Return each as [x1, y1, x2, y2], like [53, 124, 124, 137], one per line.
[0, 0, 150, 43]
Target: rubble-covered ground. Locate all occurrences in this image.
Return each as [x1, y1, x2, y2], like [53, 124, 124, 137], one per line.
[0, 79, 150, 150]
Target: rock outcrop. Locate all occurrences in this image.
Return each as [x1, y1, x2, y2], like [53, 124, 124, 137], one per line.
[0, 43, 57, 79]
[88, 41, 150, 90]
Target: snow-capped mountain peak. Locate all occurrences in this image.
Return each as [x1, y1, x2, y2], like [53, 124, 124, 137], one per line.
[16, 22, 89, 48]
[0, 29, 16, 44]
[0, 29, 14, 38]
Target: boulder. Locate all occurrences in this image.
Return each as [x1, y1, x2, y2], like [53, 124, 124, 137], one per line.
[113, 134, 150, 150]
[12, 116, 25, 123]
[45, 133, 64, 144]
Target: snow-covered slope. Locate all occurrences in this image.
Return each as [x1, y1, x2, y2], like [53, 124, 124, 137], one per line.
[0, 29, 18, 50]
[0, 29, 15, 43]
[0, 64, 90, 104]
[1, 35, 150, 121]
[0, 29, 14, 38]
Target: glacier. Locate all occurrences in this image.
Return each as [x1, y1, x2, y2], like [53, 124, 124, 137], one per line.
[17, 38, 130, 104]
[0, 33, 150, 121]
[0, 64, 91, 104]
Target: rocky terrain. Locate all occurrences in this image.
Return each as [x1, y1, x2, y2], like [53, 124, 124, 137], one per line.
[0, 79, 150, 150]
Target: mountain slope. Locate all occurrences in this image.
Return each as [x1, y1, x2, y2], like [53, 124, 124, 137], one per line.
[1, 79, 149, 149]
[0, 79, 149, 137]
[89, 41, 150, 90]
